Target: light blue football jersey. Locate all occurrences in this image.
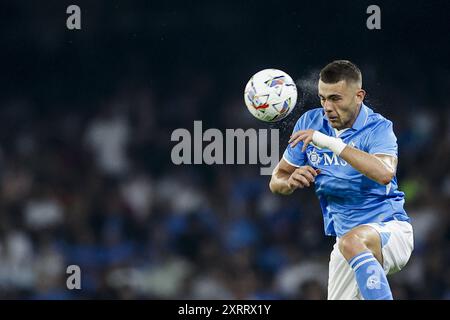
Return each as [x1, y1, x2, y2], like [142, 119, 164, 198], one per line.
[283, 103, 410, 237]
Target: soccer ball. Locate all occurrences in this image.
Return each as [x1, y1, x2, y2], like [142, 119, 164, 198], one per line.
[244, 69, 298, 122]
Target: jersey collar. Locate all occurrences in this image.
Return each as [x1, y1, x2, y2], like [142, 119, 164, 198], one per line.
[351, 103, 369, 130]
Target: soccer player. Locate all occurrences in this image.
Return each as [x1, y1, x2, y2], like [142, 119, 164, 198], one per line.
[269, 60, 413, 300]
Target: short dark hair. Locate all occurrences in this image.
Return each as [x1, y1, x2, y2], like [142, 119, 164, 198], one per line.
[319, 60, 362, 86]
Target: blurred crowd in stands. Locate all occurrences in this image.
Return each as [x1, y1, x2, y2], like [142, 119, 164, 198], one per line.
[0, 81, 448, 299]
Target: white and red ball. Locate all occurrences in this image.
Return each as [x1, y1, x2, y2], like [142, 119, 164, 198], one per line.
[244, 69, 298, 122]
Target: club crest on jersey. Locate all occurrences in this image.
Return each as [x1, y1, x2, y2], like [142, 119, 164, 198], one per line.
[307, 149, 322, 166]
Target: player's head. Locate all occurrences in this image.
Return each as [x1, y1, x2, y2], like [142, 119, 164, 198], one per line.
[318, 60, 365, 129]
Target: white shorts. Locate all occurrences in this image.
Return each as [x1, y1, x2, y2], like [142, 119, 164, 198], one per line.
[327, 220, 414, 300]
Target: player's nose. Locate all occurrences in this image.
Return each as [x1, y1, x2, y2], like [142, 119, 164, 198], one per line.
[324, 107, 335, 116]
[323, 101, 334, 112]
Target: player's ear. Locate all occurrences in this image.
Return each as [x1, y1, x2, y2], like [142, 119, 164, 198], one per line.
[356, 89, 366, 103]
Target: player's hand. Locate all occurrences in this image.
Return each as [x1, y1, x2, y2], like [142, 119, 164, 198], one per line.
[287, 165, 320, 190]
[289, 129, 316, 152]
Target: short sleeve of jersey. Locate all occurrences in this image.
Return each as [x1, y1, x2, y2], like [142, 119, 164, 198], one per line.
[282, 112, 309, 167]
[367, 120, 398, 157]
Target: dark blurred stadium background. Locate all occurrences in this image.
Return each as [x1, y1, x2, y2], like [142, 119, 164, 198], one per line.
[0, 0, 448, 299]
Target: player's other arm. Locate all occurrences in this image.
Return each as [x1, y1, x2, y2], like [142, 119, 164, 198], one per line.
[269, 158, 319, 195]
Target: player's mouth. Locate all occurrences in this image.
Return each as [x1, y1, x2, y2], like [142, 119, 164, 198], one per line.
[328, 116, 338, 122]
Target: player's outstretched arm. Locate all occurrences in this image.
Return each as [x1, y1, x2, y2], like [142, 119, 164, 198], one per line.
[269, 158, 318, 195]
